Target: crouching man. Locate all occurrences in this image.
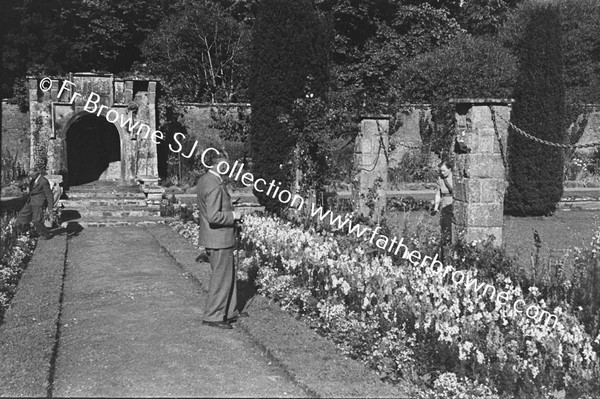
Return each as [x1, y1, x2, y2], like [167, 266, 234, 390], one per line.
[16, 167, 54, 240]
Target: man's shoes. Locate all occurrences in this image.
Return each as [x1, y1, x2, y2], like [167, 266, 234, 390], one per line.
[202, 320, 233, 330]
[227, 311, 249, 323]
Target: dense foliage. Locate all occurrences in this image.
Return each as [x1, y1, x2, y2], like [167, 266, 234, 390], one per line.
[0, 214, 36, 322]
[504, 2, 566, 216]
[502, 0, 600, 106]
[279, 96, 357, 194]
[389, 33, 517, 158]
[140, 0, 251, 103]
[249, 0, 329, 211]
[0, 0, 174, 98]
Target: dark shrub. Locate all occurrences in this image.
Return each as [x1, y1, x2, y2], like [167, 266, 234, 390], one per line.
[249, 0, 329, 212]
[504, 2, 566, 216]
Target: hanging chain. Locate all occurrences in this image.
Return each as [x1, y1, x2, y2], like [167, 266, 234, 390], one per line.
[489, 106, 509, 181]
[491, 108, 600, 149]
[355, 120, 389, 172]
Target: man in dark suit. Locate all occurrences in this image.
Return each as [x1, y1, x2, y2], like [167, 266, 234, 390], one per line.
[197, 149, 244, 329]
[16, 167, 54, 239]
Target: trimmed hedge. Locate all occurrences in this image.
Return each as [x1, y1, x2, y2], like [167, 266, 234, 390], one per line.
[504, 2, 566, 216]
[249, 0, 329, 212]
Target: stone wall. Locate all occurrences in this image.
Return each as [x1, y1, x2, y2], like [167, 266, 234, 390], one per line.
[353, 116, 389, 221]
[573, 105, 600, 155]
[1, 101, 30, 169]
[178, 103, 250, 141]
[177, 103, 250, 160]
[388, 105, 430, 169]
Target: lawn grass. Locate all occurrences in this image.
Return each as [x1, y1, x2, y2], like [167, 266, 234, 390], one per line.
[503, 210, 600, 275]
[384, 208, 600, 275]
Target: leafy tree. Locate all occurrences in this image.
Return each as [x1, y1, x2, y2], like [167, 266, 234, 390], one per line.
[249, 0, 329, 211]
[390, 33, 517, 158]
[557, 0, 600, 105]
[141, 0, 251, 103]
[60, 0, 173, 73]
[457, 0, 523, 36]
[280, 94, 357, 194]
[390, 34, 516, 104]
[214, 0, 259, 25]
[504, 1, 565, 216]
[0, 0, 172, 98]
[503, 0, 600, 105]
[0, 0, 65, 97]
[316, 0, 464, 110]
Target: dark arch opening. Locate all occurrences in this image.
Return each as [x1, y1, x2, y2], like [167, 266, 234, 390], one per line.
[66, 114, 120, 186]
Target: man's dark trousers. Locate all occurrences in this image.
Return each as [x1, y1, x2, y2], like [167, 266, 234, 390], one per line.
[16, 175, 53, 238]
[204, 247, 237, 322]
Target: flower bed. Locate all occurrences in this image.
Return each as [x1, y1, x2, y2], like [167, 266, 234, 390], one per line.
[169, 210, 600, 398]
[0, 214, 36, 322]
[238, 214, 600, 398]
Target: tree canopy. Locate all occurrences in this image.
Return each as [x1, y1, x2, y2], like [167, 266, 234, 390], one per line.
[249, 0, 329, 211]
[140, 0, 251, 103]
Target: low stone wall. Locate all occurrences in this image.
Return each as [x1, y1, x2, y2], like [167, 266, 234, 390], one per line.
[1, 100, 30, 169]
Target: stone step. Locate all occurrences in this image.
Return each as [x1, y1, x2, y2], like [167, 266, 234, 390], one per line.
[68, 185, 140, 193]
[62, 204, 159, 212]
[63, 209, 161, 218]
[61, 217, 166, 228]
[65, 191, 146, 199]
[60, 199, 149, 207]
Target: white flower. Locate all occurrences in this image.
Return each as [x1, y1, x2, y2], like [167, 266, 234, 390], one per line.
[341, 281, 351, 295]
[476, 350, 485, 364]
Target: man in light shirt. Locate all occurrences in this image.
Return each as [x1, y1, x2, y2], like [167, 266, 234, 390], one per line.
[432, 160, 454, 248]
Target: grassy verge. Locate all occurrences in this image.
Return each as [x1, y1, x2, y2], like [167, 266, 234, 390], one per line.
[0, 236, 67, 397]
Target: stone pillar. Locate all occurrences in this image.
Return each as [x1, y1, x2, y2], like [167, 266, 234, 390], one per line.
[353, 115, 389, 221]
[450, 98, 512, 246]
[28, 77, 55, 171]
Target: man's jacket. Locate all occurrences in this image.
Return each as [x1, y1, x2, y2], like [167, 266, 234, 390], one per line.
[196, 171, 236, 249]
[29, 176, 54, 208]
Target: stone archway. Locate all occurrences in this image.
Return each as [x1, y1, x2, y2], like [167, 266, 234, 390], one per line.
[27, 74, 159, 187]
[65, 113, 122, 186]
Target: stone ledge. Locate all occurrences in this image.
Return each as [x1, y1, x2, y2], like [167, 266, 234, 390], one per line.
[449, 98, 515, 105]
[359, 114, 391, 119]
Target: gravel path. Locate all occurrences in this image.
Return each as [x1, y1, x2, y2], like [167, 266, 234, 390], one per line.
[51, 226, 307, 397]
